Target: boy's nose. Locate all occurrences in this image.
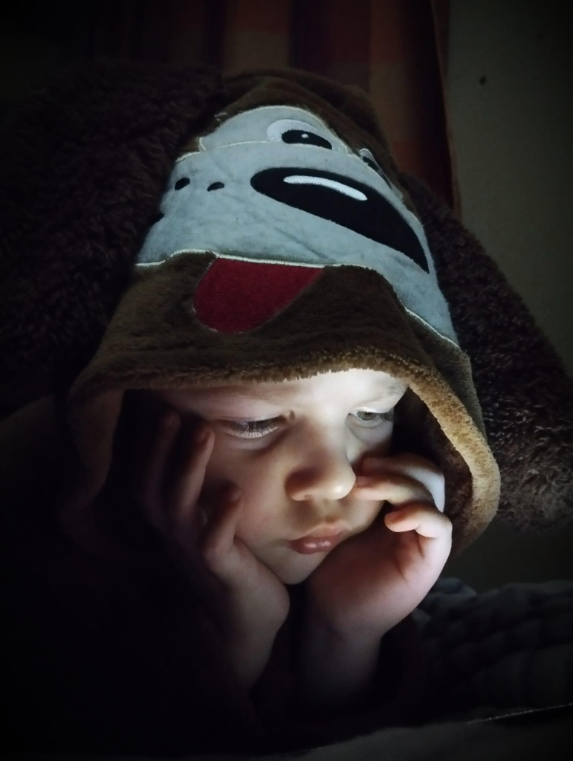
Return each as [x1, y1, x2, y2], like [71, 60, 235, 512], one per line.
[286, 454, 358, 503]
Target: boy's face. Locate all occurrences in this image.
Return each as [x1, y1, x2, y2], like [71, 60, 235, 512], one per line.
[137, 369, 407, 584]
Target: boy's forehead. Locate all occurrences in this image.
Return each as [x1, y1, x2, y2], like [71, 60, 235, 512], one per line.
[160, 370, 406, 403]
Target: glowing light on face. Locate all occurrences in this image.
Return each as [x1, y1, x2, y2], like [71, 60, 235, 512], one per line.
[134, 369, 407, 584]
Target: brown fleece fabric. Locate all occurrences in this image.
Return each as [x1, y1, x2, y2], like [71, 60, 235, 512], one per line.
[0, 57, 569, 534]
[0, 58, 571, 759]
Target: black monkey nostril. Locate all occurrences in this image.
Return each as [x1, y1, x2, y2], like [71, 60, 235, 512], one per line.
[175, 178, 190, 190]
[207, 182, 224, 191]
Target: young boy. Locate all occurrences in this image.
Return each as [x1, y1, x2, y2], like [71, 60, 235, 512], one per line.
[1, 63, 506, 758]
[119, 368, 451, 717]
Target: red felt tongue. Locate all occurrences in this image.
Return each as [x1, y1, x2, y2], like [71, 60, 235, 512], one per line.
[193, 258, 322, 332]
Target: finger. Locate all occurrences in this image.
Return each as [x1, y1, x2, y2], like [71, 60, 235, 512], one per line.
[165, 423, 214, 526]
[139, 411, 181, 527]
[385, 502, 453, 565]
[199, 487, 243, 575]
[361, 454, 446, 512]
[126, 393, 167, 460]
[354, 472, 435, 507]
[384, 503, 452, 539]
[126, 404, 156, 496]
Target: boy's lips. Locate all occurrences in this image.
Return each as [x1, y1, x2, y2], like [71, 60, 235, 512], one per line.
[289, 524, 348, 554]
[289, 533, 344, 554]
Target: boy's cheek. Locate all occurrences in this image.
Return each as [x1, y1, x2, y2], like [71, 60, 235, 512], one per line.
[235, 504, 281, 545]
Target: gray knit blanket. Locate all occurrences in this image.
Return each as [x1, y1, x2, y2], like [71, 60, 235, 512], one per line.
[412, 577, 572, 721]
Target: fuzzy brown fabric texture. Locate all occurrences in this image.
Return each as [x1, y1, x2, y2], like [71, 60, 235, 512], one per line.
[59, 250, 497, 556]
[0, 57, 227, 417]
[0, 55, 570, 761]
[400, 171, 572, 534]
[0, 57, 569, 534]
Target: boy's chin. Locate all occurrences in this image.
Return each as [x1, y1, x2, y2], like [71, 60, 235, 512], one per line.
[272, 553, 328, 585]
[251, 543, 331, 585]
[278, 568, 311, 585]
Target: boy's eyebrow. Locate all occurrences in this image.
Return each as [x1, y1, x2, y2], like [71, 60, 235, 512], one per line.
[204, 381, 407, 402]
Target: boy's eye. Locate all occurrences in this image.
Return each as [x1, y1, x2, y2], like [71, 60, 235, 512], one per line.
[221, 410, 394, 439]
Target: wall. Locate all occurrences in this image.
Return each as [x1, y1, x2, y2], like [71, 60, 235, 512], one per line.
[443, 0, 572, 590]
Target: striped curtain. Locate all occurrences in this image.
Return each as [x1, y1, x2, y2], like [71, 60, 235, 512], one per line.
[91, 0, 458, 215]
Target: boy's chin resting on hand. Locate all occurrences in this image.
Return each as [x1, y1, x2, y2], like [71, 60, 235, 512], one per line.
[294, 453, 451, 719]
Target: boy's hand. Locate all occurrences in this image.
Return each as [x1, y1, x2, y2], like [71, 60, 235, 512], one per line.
[305, 453, 452, 641]
[126, 407, 290, 685]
